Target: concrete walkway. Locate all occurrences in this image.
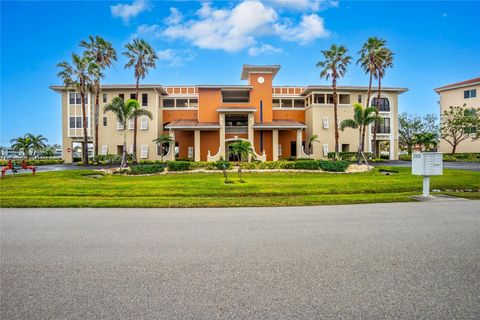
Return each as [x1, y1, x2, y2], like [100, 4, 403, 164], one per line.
[2, 201, 479, 319]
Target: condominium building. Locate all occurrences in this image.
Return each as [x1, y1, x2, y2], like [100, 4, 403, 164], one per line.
[51, 65, 407, 163]
[435, 77, 480, 153]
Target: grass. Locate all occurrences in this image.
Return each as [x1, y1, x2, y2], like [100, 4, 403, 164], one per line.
[1, 167, 479, 208]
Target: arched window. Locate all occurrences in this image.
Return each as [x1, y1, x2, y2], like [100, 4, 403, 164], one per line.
[371, 98, 390, 112]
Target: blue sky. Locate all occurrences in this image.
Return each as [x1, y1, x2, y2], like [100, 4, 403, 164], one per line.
[1, 0, 479, 145]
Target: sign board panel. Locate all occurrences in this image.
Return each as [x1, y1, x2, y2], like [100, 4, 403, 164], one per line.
[412, 152, 443, 176]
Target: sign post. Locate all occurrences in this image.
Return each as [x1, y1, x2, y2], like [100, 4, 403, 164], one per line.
[412, 152, 443, 197]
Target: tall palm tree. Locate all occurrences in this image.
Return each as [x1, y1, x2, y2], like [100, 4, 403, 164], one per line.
[103, 98, 152, 167]
[80, 35, 117, 160]
[10, 134, 33, 159]
[152, 134, 173, 162]
[340, 103, 381, 164]
[316, 44, 352, 159]
[29, 134, 48, 158]
[357, 37, 385, 152]
[229, 140, 254, 162]
[123, 38, 158, 163]
[57, 53, 99, 164]
[372, 46, 394, 157]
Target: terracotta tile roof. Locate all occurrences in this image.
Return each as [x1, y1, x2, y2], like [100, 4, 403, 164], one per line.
[253, 120, 307, 129]
[434, 77, 480, 92]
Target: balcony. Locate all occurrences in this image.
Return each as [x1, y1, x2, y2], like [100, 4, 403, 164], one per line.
[372, 126, 391, 134]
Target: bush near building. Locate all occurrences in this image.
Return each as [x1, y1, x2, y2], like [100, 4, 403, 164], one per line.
[328, 152, 373, 162]
[128, 164, 165, 175]
[0, 159, 64, 166]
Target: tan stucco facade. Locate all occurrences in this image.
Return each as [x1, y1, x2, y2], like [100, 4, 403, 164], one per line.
[52, 65, 407, 163]
[435, 79, 480, 153]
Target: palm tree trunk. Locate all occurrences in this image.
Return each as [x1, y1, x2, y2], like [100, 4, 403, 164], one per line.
[133, 78, 140, 164]
[80, 89, 89, 165]
[364, 71, 373, 152]
[94, 89, 100, 163]
[121, 130, 127, 167]
[372, 74, 381, 158]
[332, 75, 339, 159]
[361, 124, 367, 158]
[357, 128, 363, 165]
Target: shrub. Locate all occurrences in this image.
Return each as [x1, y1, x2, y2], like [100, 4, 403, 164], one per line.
[239, 162, 260, 169]
[399, 155, 411, 161]
[294, 160, 319, 170]
[0, 159, 65, 166]
[167, 161, 191, 171]
[327, 152, 373, 162]
[129, 164, 165, 175]
[213, 160, 232, 170]
[318, 160, 349, 172]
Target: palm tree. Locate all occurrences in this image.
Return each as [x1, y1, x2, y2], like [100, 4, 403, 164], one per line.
[316, 44, 352, 159]
[414, 132, 439, 152]
[340, 103, 380, 164]
[29, 134, 48, 158]
[80, 35, 117, 160]
[10, 134, 33, 159]
[229, 140, 254, 162]
[357, 37, 385, 151]
[372, 46, 394, 157]
[103, 98, 152, 167]
[152, 134, 173, 162]
[308, 134, 319, 154]
[57, 53, 99, 164]
[123, 38, 158, 163]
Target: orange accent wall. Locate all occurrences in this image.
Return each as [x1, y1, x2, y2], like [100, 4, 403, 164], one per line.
[200, 131, 219, 161]
[248, 73, 273, 123]
[272, 110, 305, 122]
[163, 110, 198, 123]
[254, 131, 273, 161]
[175, 131, 194, 159]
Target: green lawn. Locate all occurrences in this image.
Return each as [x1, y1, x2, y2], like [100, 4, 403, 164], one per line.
[1, 167, 479, 207]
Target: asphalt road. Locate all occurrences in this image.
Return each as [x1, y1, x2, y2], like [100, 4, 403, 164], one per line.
[1, 201, 480, 319]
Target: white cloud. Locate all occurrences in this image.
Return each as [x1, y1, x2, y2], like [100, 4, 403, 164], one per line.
[265, 0, 338, 12]
[111, 0, 151, 23]
[274, 14, 329, 44]
[248, 44, 283, 56]
[157, 49, 195, 67]
[131, 24, 161, 39]
[165, 7, 183, 25]
[162, 1, 278, 52]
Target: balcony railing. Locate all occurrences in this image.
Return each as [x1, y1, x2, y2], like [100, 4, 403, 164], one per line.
[372, 126, 391, 134]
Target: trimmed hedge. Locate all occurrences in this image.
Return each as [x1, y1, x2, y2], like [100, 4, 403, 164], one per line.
[0, 159, 64, 166]
[167, 161, 191, 171]
[294, 160, 319, 170]
[318, 160, 349, 172]
[327, 152, 373, 162]
[129, 164, 165, 175]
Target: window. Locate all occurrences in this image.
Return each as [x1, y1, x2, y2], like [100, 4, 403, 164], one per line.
[69, 116, 83, 129]
[142, 93, 148, 106]
[222, 90, 249, 103]
[189, 98, 198, 108]
[117, 121, 124, 130]
[188, 146, 194, 159]
[339, 94, 350, 104]
[83, 95, 88, 104]
[278, 144, 282, 156]
[464, 89, 477, 99]
[102, 117, 107, 127]
[69, 93, 76, 104]
[141, 145, 148, 159]
[372, 98, 390, 111]
[293, 99, 305, 108]
[358, 95, 362, 103]
[314, 94, 325, 104]
[128, 118, 134, 130]
[119, 94, 124, 101]
[342, 144, 350, 152]
[140, 116, 148, 130]
[163, 99, 175, 108]
[176, 99, 188, 108]
[282, 99, 293, 108]
[103, 93, 107, 103]
[76, 94, 81, 104]
[272, 99, 280, 108]
[101, 145, 108, 156]
[322, 117, 329, 129]
[373, 117, 390, 134]
[323, 144, 329, 156]
[69, 93, 83, 104]
[327, 94, 334, 104]
[130, 93, 137, 100]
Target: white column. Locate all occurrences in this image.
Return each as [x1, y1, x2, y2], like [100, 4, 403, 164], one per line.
[219, 113, 226, 160]
[248, 113, 254, 145]
[272, 129, 279, 161]
[296, 129, 302, 159]
[389, 135, 395, 160]
[168, 129, 175, 161]
[194, 130, 201, 162]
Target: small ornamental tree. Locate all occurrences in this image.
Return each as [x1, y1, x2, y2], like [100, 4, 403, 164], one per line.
[229, 140, 254, 162]
[440, 105, 480, 154]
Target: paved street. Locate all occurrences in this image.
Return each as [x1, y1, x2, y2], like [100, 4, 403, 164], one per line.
[1, 201, 479, 319]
